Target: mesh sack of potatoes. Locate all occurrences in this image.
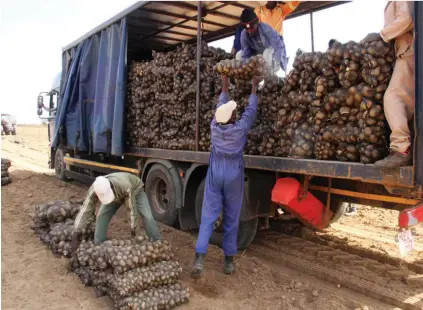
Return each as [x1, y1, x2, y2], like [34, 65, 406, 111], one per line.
[361, 39, 395, 87]
[1, 177, 12, 186]
[48, 218, 95, 257]
[76, 235, 174, 274]
[113, 282, 190, 310]
[32, 200, 81, 226]
[331, 41, 364, 88]
[1, 158, 12, 186]
[107, 261, 182, 300]
[30, 200, 83, 244]
[215, 55, 268, 80]
[126, 42, 231, 151]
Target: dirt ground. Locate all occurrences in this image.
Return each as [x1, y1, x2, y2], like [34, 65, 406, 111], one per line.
[1, 126, 421, 310]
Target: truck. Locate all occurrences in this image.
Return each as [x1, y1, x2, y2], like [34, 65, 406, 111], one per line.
[37, 1, 423, 250]
[37, 72, 61, 142]
[1, 114, 17, 135]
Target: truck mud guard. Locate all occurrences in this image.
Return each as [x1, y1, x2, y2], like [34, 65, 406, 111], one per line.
[399, 202, 423, 228]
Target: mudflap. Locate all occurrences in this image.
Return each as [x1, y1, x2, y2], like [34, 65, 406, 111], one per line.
[271, 178, 333, 230]
[399, 202, 423, 228]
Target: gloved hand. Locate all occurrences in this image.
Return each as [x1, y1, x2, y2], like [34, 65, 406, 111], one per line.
[360, 32, 382, 44]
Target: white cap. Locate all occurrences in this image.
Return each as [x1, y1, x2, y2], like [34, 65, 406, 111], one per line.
[215, 100, 237, 124]
[93, 176, 115, 205]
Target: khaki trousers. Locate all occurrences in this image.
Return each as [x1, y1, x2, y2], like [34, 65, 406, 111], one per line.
[383, 54, 415, 153]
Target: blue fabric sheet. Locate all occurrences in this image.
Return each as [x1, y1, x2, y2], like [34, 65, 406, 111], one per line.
[52, 19, 127, 156]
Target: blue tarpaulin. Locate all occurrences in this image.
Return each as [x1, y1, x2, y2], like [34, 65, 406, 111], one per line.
[52, 18, 127, 156]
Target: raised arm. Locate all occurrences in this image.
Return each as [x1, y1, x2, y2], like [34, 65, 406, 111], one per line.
[380, 2, 413, 42]
[217, 76, 229, 109]
[211, 76, 230, 125]
[262, 23, 285, 67]
[238, 77, 259, 131]
[241, 30, 254, 62]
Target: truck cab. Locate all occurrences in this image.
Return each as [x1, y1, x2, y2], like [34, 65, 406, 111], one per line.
[37, 72, 61, 142]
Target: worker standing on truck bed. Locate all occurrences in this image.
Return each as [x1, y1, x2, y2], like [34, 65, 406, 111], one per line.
[191, 75, 260, 279]
[254, 1, 300, 35]
[71, 172, 162, 251]
[237, 8, 288, 74]
[361, 1, 414, 168]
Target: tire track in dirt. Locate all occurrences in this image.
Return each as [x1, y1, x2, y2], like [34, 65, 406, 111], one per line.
[250, 231, 423, 310]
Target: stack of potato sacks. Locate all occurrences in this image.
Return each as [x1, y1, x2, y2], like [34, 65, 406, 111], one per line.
[126, 43, 232, 152]
[30, 200, 95, 257]
[1, 158, 12, 186]
[315, 39, 394, 163]
[229, 38, 393, 163]
[31, 200, 190, 309]
[69, 234, 189, 310]
[126, 36, 394, 164]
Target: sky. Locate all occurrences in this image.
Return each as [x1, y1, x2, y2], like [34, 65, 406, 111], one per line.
[0, 0, 386, 124]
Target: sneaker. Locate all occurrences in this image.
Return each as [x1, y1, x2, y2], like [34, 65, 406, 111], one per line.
[374, 150, 412, 168]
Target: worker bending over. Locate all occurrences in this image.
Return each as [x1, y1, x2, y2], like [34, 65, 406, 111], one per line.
[255, 1, 300, 35]
[361, 1, 414, 168]
[71, 172, 162, 251]
[237, 8, 288, 74]
[191, 75, 260, 278]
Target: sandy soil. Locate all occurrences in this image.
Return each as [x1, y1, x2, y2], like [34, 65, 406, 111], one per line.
[1, 126, 418, 310]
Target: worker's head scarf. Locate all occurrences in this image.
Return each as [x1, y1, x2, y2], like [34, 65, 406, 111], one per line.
[240, 8, 258, 29]
[215, 100, 237, 124]
[93, 176, 115, 205]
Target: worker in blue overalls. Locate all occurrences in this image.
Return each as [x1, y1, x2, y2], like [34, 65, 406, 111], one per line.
[191, 75, 260, 278]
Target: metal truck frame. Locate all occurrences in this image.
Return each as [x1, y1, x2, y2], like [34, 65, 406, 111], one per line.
[38, 1, 423, 249]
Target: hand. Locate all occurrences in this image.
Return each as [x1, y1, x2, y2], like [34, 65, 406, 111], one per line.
[360, 32, 381, 44]
[71, 231, 80, 253]
[221, 75, 229, 84]
[252, 75, 261, 87]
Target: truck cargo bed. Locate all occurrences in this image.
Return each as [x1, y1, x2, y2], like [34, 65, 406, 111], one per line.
[126, 148, 414, 187]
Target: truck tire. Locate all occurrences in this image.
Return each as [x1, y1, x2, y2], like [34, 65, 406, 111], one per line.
[145, 164, 178, 226]
[195, 178, 258, 250]
[55, 148, 69, 181]
[12, 129, 16, 135]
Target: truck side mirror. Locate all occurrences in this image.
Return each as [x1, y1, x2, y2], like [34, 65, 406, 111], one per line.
[37, 95, 43, 109]
[37, 108, 43, 116]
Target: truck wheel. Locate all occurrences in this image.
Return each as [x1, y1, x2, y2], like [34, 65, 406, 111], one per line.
[329, 199, 348, 224]
[55, 148, 69, 181]
[195, 179, 258, 250]
[145, 164, 178, 226]
[12, 130, 16, 135]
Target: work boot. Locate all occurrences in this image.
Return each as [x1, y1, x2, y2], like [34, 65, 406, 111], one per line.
[374, 150, 412, 168]
[223, 256, 235, 275]
[190, 253, 205, 279]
